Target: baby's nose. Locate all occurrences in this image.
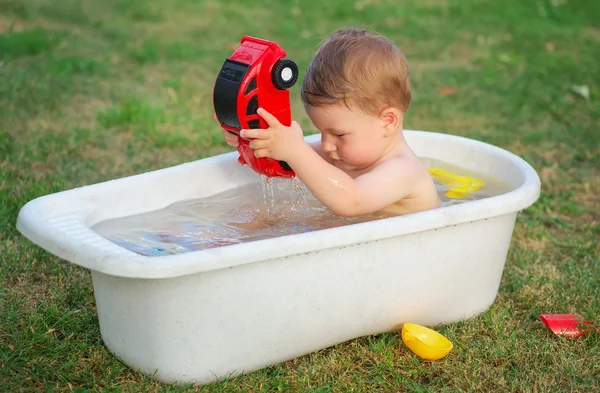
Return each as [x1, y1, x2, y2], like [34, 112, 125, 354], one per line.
[323, 143, 337, 153]
[321, 136, 336, 152]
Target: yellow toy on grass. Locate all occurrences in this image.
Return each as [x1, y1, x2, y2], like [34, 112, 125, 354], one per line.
[428, 168, 486, 199]
[401, 323, 454, 360]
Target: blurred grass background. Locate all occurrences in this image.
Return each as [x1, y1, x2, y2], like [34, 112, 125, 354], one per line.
[1, 0, 599, 391]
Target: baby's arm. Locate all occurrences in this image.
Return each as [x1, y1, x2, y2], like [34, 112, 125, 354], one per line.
[286, 145, 415, 216]
[240, 108, 414, 217]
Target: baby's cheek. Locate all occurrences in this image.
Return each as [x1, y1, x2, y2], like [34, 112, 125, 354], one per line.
[340, 147, 360, 162]
[351, 146, 378, 164]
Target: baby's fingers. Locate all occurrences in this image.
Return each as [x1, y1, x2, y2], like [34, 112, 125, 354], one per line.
[257, 108, 281, 128]
[253, 148, 270, 158]
[224, 136, 239, 147]
[240, 128, 270, 139]
[249, 139, 269, 150]
[222, 130, 239, 147]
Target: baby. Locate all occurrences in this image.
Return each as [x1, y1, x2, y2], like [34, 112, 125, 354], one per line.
[223, 27, 441, 217]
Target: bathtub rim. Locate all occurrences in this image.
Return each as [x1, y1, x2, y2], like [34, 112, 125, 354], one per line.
[16, 130, 541, 279]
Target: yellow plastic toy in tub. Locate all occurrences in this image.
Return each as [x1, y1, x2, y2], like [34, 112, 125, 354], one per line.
[428, 168, 486, 199]
[401, 323, 453, 360]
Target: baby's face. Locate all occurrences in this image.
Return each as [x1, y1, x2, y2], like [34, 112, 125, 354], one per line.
[305, 103, 392, 172]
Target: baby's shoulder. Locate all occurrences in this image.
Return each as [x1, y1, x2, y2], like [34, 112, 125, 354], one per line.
[378, 153, 427, 178]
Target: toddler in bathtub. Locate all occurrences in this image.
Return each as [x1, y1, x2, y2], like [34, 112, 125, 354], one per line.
[222, 27, 441, 218]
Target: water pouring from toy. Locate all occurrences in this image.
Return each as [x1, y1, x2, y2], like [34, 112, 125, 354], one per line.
[213, 36, 299, 178]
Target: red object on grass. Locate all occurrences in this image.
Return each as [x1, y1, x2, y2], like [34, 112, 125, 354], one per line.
[213, 36, 299, 178]
[540, 314, 594, 338]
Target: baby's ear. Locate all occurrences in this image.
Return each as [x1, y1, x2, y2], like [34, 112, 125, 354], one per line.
[379, 107, 401, 135]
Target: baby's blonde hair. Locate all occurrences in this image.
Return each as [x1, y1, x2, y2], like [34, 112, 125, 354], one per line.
[301, 27, 411, 116]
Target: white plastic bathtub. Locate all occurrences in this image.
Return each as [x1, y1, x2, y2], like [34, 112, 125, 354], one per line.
[17, 130, 540, 385]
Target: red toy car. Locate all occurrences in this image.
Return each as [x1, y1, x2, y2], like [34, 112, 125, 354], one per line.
[213, 36, 299, 178]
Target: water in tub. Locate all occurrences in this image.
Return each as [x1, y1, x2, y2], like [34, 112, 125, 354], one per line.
[91, 159, 513, 256]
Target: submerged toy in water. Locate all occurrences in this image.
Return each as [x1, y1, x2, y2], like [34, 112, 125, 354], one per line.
[213, 36, 299, 178]
[401, 323, 453, 360]
[428, 168, 486, 199]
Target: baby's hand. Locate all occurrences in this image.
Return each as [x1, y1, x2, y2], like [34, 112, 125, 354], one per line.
[214, 112, 239, 147]
[240, 108, 304, 161]
[222, 129, 239, 147]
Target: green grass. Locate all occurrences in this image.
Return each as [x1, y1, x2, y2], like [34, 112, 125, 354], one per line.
[1, 0, 599, 391]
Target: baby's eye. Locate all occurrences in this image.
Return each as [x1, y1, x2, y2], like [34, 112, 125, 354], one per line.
[336, 133, 347, 138]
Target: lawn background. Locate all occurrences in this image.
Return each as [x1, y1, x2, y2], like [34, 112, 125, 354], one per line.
[1, 0, 599, 392]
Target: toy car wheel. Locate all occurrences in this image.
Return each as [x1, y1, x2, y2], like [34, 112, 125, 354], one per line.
[271, 59, 298, 90]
